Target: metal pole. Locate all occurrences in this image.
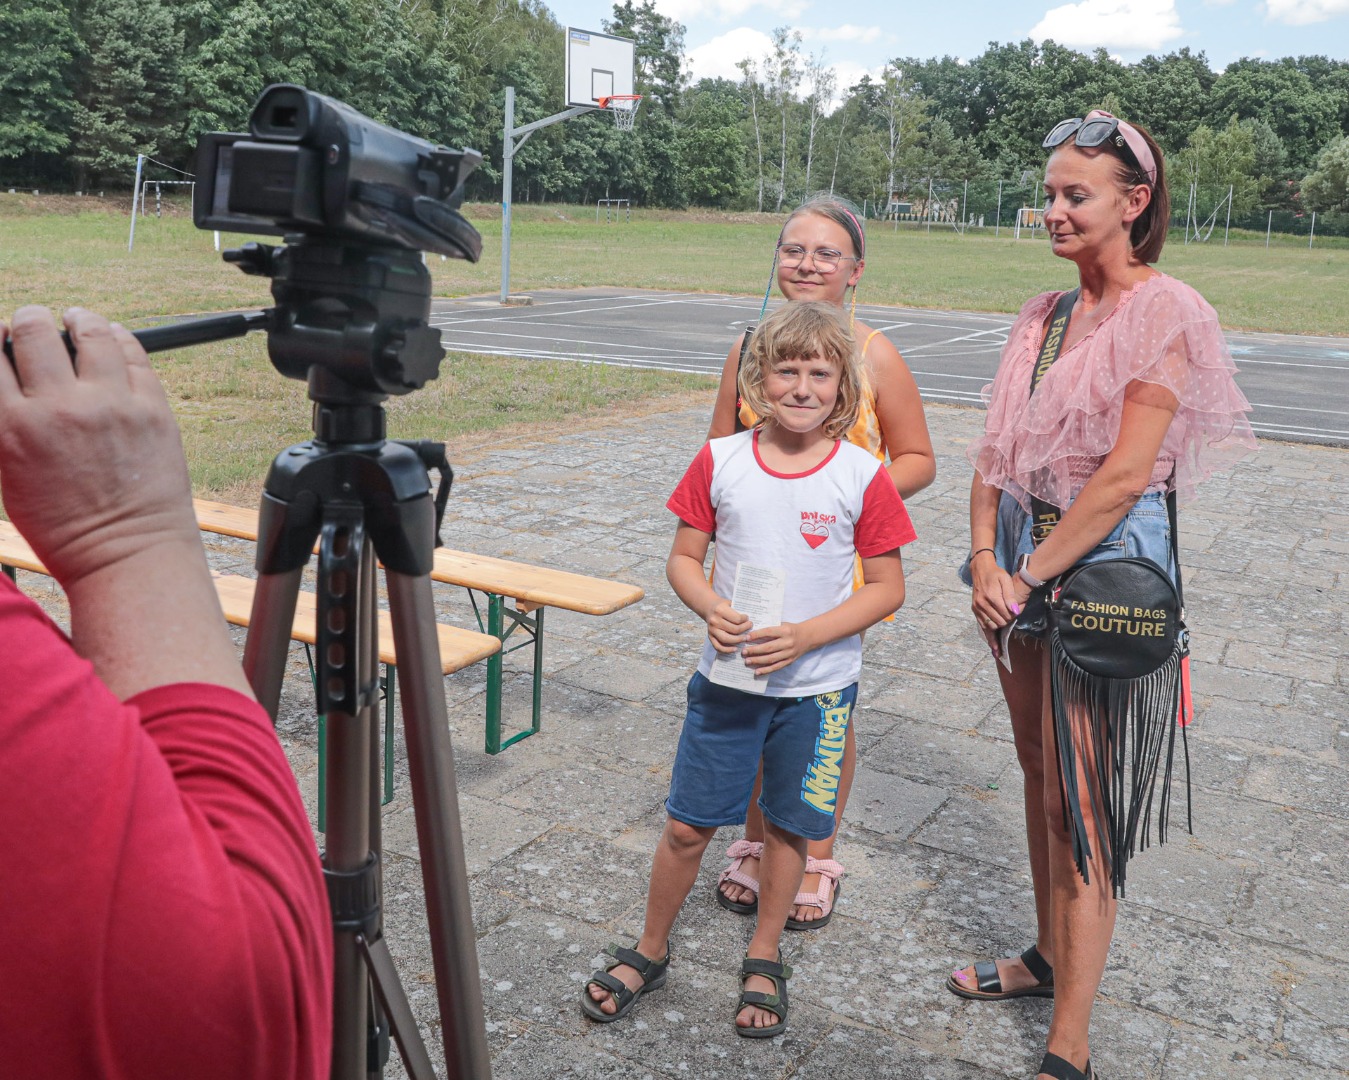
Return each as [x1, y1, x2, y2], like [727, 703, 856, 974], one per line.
[127, 154, 144, 252]
[961, 179, 968, 235]
[926, 178, 933, 235]
[1266, 210, 1272, 249]
[1224, 185, 1232, 246]
[500, 86, 515, 305]
[995, 180, 1003, 238]
[1309, 212, 1316, 249]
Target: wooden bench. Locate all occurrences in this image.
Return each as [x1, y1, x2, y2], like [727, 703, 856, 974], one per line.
[0, 520, 500, 822]
[209, 571, 498, 822]
[193, 498, 646, 753]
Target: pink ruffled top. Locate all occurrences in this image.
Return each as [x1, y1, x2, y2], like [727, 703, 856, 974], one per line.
[969, 273, 1257, 509]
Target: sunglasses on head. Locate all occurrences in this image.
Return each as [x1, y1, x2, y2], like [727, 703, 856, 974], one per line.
[1043, 116, 1152, 185]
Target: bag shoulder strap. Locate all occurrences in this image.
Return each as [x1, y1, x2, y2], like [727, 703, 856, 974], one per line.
[1027, 290, 1185, 609]
[1027, 290, 1078, 543]
[733, 325, 756, 433]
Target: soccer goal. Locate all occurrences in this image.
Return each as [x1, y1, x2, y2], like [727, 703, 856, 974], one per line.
[1014, 206, 1045, 239]
[596, 198, 631, 223]
[127, 153, 197, 252]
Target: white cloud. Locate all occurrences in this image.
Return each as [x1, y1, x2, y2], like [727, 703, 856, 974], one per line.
[1263, 0, 1349, 23]
[805, 24, 886, 43]
[654, 0, 806, 23]
[1029, 0, 1184, 51]
[685, 30, 881, 108]
[686, 27, 776, 82]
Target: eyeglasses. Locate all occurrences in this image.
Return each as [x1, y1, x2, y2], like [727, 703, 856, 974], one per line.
[1043, 115, 1152, 185]
[776, 244, 857, 272]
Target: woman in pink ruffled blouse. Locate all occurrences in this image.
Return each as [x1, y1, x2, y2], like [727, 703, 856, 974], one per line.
[949, 112, 1256, 1080]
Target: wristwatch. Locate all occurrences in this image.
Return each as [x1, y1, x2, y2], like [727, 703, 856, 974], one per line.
[1016, 553, 1046, 589]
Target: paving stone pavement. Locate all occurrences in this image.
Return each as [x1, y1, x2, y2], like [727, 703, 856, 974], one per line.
[211, 398, 1346, 1079]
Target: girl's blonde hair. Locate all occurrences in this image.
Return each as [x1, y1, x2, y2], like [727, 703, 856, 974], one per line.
[738, 302, 861, 440]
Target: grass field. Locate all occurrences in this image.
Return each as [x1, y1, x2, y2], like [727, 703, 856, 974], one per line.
[3, 194, 1345, 334]
[2, 193, 1345, 494]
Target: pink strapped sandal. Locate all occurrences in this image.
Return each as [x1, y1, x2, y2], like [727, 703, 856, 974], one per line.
[785, 856, 844, 931]
[714, 839, 763, 915]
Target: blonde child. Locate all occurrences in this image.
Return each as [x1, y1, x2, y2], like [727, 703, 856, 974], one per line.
[581, 302, 915, 1037]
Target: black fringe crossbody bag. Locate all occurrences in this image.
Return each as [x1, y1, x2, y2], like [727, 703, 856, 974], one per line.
[1028, 289, 1191, 897]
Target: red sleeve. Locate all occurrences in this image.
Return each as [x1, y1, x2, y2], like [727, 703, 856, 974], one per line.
[2, 578, 332, 1080]
[855, 468, 917, 557]
[665, 442, 716, 533]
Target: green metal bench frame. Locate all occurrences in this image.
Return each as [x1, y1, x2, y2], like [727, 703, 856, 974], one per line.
[466, 590, 545, 755]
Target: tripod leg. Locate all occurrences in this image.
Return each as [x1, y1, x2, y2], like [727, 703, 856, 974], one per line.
[358, 933, 437, 1078]
[242, 567, 304, 719]
[325, 542, 378, 1080]
[385, 570, 493, 1080]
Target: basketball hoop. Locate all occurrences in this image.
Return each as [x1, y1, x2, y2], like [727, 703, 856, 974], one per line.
[597, 94, 642, 132]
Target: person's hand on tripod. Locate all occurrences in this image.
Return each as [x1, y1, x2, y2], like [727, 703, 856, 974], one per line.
[0, 305, 251, 699]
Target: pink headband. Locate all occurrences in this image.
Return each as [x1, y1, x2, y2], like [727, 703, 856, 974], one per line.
[1086, 109, 1157, 186]
[840, 208, 864, 258]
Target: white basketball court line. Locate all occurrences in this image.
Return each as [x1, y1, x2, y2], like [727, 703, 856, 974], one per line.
[429, 290, 1348, 445]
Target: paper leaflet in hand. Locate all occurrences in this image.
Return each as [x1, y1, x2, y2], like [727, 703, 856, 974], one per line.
[708, 563, 786, 695]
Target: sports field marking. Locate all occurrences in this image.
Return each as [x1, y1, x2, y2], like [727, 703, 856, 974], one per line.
[430, 290, 1349, 446]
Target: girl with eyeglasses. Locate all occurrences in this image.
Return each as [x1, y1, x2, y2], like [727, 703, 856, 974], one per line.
[953, 112, 1255, 1080]
[707, 194, 935, 933]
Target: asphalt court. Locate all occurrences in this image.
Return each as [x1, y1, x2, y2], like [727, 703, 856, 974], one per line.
[431, 288, 1349, 447]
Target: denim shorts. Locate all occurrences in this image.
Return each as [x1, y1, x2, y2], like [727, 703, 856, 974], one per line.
[958, 490, 1176, 639]
[666, 672, 855, 842]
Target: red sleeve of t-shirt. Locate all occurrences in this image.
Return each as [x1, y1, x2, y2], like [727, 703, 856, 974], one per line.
[665, 442, 717, 533]
[2, 576, 331, 1080]
[854, 467, 918, 557]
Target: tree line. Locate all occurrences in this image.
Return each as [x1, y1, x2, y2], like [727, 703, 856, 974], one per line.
[3, 0, 1347, 225]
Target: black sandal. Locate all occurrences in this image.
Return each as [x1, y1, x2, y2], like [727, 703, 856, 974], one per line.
[1038, 1051, 1094, 1079]
[580, 941, 669, 1023]
[946, 944, 1054, 1001]
[734, 954, 791, 1039]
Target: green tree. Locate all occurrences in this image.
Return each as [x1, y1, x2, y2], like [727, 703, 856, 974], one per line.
[678, 79, 747, 207]
[1300, 135, 1349, 213]
[0, 0, 80, 179]
[69, 0, 184, 188]
[175, 0, 270, 157]
[604, 0, 685, 117]
[762, 27, 803, 211]
[1241, 117, 1294, 210]
[1175, 117, 1259, 234]
[1207, 58, 1340, 172]
[964, 39, 1127, 175]
[1126, 49, 1215, 156]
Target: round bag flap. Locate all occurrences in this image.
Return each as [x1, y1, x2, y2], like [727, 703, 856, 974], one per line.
[1051, 558, 1179, 679]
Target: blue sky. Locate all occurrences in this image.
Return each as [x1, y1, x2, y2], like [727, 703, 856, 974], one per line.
[548, 0, 1348, 102]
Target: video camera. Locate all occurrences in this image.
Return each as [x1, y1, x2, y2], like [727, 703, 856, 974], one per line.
[194, 83, 482, 262]
[5, 84, 485, 393]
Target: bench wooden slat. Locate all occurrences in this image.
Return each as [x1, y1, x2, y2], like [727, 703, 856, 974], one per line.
[429, 548, 643, 614]
[193, 498, 262, 541]
[0, 521, 46, 574]
[0, 526, 499, 677]
[191, 499, 644, 615]
[211, 573, 499, 675]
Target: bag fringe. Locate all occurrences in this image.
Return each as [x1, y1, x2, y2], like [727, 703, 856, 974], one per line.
[1049, 632, 1191, 897]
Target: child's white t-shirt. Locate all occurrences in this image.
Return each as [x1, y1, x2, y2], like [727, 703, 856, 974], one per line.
[667, 427, 916, 696]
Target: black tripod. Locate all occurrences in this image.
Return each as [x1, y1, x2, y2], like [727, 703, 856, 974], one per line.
[133, 237, 493, 1079]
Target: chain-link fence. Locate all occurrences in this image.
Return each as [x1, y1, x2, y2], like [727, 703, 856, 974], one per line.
[860, 176, 1348, 247]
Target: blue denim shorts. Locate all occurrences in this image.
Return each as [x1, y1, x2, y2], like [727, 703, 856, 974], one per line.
[666, 672, 855, 842]
[959, 490, 1176, 639]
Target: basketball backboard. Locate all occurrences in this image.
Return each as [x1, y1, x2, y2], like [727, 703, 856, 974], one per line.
[565, 27, 636, 109]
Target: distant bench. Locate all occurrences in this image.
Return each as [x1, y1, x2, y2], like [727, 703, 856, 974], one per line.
[193, 499, 646, 754]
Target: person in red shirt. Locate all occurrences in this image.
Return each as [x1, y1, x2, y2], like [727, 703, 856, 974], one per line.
[0, 306, 332, 1078]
